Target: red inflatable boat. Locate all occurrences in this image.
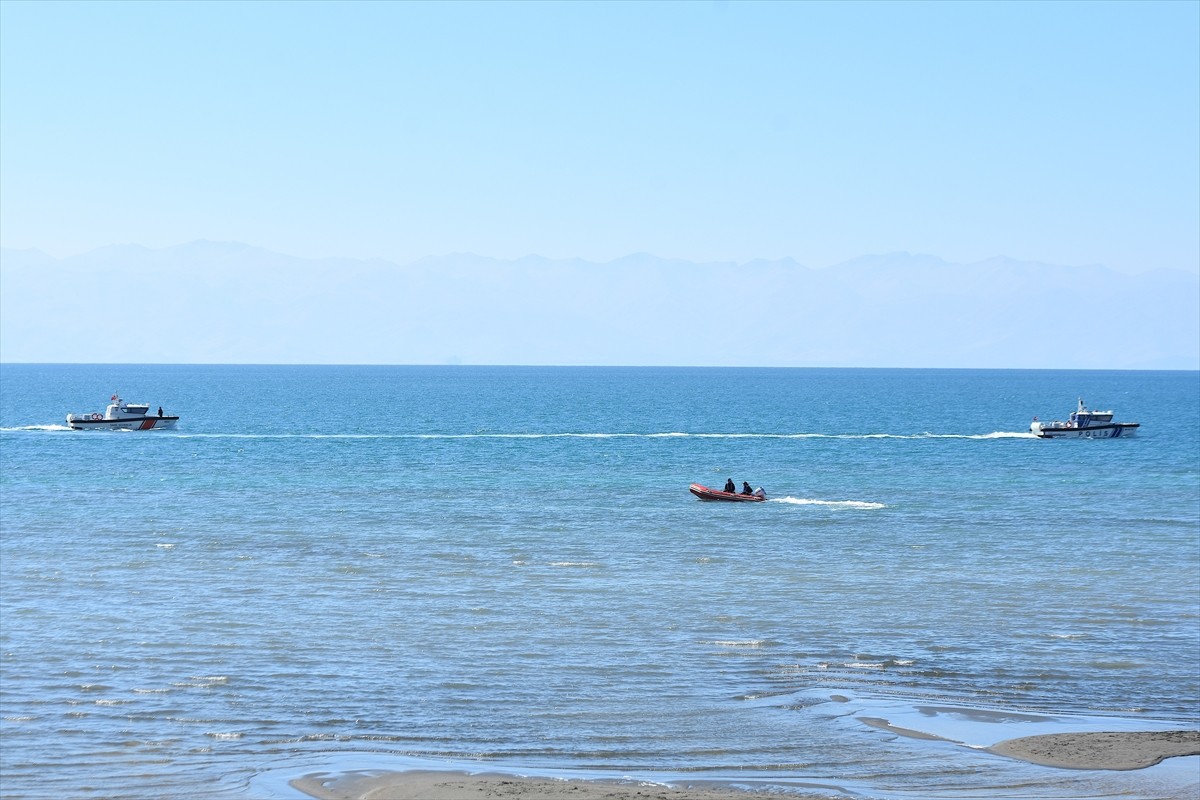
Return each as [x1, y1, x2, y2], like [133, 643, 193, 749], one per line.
[689, 483, 766, 502]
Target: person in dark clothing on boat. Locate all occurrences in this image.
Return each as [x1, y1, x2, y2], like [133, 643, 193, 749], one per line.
[724, 478, 736, 493]
[742, 481, 753, 495]
[158, 407, 164, 417]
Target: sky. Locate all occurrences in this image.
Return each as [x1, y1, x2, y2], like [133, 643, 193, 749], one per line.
[1, 0, 1197, 274]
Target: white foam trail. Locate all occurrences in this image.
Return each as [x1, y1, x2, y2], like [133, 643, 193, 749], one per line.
[3, 426, 1037, 439]
[840, 431, 1037, 440]
[770, 497, 886, 509]
[0, 424, 73, 432]
[153, 431, 1038, 440]
[924, 431, 1039, 440]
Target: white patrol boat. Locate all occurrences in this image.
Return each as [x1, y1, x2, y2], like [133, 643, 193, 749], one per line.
[1030, 399, 1138, 439]
[67, 393, 179, 431]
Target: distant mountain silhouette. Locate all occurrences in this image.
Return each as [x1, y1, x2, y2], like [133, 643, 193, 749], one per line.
[1, 242, 1196, 368]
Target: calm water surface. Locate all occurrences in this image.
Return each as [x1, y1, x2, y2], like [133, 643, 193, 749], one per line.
[1, 366, 1197, 799]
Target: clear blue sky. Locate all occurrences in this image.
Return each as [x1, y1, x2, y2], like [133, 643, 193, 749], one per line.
[2, 0, 1197, 274]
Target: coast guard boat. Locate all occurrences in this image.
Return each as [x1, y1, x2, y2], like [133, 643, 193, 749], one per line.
[1030, 399, 1138, 439]
[66, 393, 179, 431]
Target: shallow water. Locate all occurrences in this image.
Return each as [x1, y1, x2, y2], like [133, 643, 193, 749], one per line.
[1, 366, 1197, 799]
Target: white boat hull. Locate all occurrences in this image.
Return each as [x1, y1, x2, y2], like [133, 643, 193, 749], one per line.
[1032, 423, 1138, 439]
[66, 416, 178, 431]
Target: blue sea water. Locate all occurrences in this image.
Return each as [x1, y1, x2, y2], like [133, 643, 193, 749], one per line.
[1, 365, 1197, 800]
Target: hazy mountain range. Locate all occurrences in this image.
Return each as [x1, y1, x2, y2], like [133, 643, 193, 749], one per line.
[1, 241, 1196, 369]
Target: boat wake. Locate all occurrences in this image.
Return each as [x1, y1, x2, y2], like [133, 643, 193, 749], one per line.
[829, 431, 1037, 440]
[0, 424, 73, 432]
[2, 429, 1037, 440]
[669, 431, 1037, 440]
[770, 497, 887, 509]
[150, 431, 1036, 440]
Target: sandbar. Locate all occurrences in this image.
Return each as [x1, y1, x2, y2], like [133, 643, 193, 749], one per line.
[291, 729, 1200, 799]
[291, 771, 842, 800]
[988, 730, 1200, 770]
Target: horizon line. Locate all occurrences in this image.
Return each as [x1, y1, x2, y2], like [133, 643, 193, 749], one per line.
[2, 361, 1196, 373]
[0, 238, 1132, 273]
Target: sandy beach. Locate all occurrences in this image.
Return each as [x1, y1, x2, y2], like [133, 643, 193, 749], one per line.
[291, 771, 842, 800]
[292, 730, 1200, 800]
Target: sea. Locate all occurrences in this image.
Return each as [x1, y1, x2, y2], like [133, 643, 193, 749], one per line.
[1, 365, 1197, 800]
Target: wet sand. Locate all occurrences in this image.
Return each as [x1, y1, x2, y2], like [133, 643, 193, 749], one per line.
[988, 730, 1200, 770]
[292, 730, 1200, 799]
[291, 771, 842, 800]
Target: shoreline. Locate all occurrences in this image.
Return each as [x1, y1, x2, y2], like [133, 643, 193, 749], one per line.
[291, 730, 1200, 800]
